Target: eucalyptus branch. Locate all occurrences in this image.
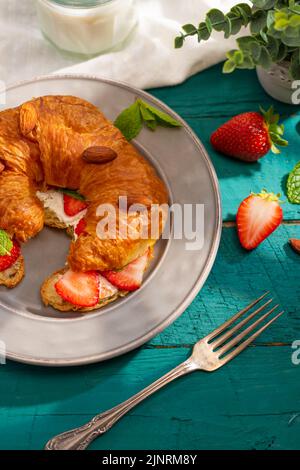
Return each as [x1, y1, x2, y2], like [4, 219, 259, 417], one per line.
[175, 0, 300, 80]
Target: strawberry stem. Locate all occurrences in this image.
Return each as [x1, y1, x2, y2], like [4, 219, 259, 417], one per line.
[252, 189, 283, 203]
[259, 106, 288, 154]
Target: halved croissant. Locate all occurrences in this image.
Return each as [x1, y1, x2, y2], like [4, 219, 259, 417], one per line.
[0, 95, 168, 310]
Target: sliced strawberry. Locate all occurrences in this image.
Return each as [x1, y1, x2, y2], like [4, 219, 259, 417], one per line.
[0, 239, 21, 272]
[102, 251, 149, 291]
[55, 270, 99, 308]
[75, 218, 87, 237]
[98, 275, 118, 300]
[63, 195, 88, 217]
[237, 190, 283, 250]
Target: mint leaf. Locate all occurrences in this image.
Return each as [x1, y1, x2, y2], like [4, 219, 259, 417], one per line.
[287, 162, 300, 204]
[0, 229, 13, 256]
[114, 99, 182, 141]
[139, 103, 157, 131]
[59, 189, 85, 201]
[114, 101, 143, 141]
[137, 99, 182, 128]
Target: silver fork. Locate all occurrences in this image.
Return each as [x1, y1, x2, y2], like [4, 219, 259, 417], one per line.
[45, 292, 283, 451]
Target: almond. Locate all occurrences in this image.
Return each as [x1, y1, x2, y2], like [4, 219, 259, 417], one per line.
[20, 103, 37, 136]
[82, 146, 117, 164]
[290, 238, 300, 255]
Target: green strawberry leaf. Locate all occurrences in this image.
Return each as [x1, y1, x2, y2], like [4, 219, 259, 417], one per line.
[0, 229, 13, 256]
[114, 101, 143, 141]
[287, 162, 300, 204]
[260, 106, 288, 153]
[58, 189, 86, 201]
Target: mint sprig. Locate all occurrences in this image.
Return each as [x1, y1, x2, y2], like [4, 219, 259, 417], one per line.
[0, 229, 13, 256]
[287, 162, 300, 204]
[58, 189, 86, 201]
[114, 99, 182, 141]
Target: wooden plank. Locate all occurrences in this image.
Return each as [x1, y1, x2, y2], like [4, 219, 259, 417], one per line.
[0, 346, 298, 450]
[150, 224, 300, 346]
[150, 65, 300, 221]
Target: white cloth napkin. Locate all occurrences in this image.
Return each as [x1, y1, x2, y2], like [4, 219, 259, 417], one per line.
[57, 0, 246, 89]
[0, 0, 248, 89]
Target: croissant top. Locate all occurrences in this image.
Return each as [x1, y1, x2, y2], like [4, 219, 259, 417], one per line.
[0, 96, 168, 271]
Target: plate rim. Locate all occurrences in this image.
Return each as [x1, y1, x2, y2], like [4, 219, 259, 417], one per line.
[2, 74, 222, 366]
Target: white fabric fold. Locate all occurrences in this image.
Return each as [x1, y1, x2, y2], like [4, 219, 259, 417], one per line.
[0, 0, 249, 89]
[57, 0, 247, 89]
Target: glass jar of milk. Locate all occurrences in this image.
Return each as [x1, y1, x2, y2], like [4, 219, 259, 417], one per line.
[36, 0, 137, 56]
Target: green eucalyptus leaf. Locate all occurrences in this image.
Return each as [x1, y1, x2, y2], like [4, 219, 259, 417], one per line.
[234, 3, 252, 16]
[182, 24, 197, 34]
[227, 49, 244, 64]
[223, 59, 236, 73]
[249, 41, 263, 61]
[174, 35, 184, 48]
[252, 0, 276, 9]
[276, 42, 289, 61]
[265, 35, 280, 59]
[237, 36, 258, 51]
[206, 9, 225, 31]
[289, 15, 300, 27]
[227, 12, 243, 35]
[257, 45, 273, 68]
[281, 33, 300, 47]
[205, 18, 213, 34]
[223, 16, 233, 38]
[198, 22, 211, 40]
[237, 54, 256, 69]
[260, 29, 269, 42]
[275, 18, 290, 30]
[267, 10, 275, 28]
[251, 10, 268, 34]
[289, 5, 300, 14]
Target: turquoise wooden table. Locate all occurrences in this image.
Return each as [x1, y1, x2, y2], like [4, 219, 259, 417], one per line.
[1, 64, 300, 450]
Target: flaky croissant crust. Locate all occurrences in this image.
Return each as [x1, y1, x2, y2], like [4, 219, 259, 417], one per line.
[0, 96, 168, 270]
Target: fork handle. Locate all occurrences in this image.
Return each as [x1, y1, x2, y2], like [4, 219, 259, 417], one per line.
[45, 358, 197, 450]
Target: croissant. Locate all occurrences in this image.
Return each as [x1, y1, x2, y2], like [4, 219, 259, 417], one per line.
[0, 96, 168, 311]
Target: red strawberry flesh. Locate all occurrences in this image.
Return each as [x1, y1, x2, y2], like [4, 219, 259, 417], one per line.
[102, 251, 149, 291]
[237, 191, 283, 250]
[211, 112, 271, 162]
[63, 195, 88, 217]
[55, 270, 99, 307]
[75, 218, 87, 237]
[0, 239, 21, 272]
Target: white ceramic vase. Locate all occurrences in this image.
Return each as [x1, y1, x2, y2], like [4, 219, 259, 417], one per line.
[256, 62, 297, 105]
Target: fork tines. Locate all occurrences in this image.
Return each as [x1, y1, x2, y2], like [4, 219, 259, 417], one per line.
[206, 292, 283, 364]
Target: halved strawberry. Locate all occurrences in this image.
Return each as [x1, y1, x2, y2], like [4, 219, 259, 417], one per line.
[63, 195, 88, 217]
[75, 218, 87, 237]
[98, 275, 118, 300]
[237, 190, 283, 250]
[102, 251, 149, 291]
[55, 270, 99, 307]
[0, 239, 21, 272]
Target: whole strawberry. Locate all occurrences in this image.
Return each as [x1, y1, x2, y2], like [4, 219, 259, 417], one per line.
[211, 107, 288, 162]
